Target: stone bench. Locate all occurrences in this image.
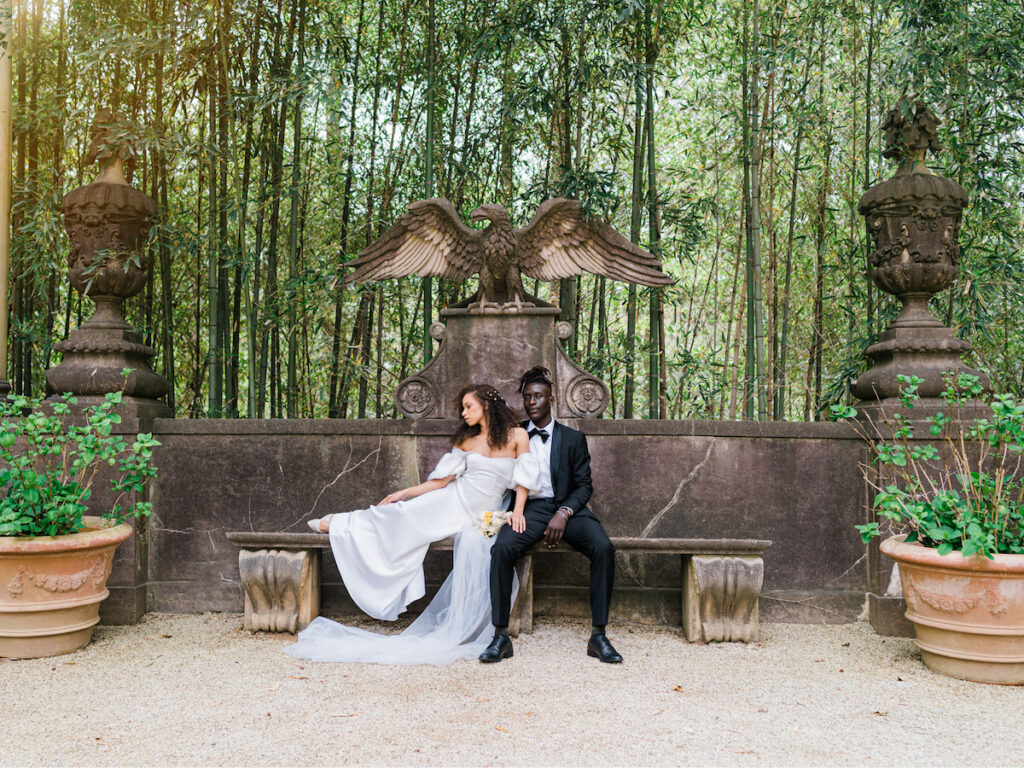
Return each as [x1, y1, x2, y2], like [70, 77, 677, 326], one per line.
[225, 532, 771, 643]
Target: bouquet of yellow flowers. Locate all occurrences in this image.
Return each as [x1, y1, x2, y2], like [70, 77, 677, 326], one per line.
[477, 509, 509, 538]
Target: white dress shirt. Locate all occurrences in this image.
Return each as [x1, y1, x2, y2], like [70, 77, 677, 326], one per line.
[526, 418, 555, 499]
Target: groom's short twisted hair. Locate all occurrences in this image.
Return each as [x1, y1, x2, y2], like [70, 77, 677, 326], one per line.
[518, 366, 553, 394]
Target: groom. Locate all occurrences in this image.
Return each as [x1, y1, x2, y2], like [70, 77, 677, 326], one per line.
[480, 366, 622, 664]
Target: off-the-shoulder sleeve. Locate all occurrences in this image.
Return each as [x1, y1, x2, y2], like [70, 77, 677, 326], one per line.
[510, 451, 543, 491]
[427, 449, 467, 480]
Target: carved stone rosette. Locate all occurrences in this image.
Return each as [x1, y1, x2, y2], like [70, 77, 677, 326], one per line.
[852, 100, 988, 416]
[45, 123, 170, 415]
[395, 376, 439, 419]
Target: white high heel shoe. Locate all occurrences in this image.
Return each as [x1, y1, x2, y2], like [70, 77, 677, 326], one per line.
[307, 516, 332, 533]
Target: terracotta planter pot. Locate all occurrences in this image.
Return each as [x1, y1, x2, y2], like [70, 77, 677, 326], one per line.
[0, 516, 132, 658]
[881, 534, 1024, 684]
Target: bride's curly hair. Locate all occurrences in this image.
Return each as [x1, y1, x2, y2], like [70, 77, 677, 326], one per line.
[451, 384, 518, 450]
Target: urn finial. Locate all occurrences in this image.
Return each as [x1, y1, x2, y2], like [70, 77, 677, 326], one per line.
[84, 109, 136, 187]
[881, 99, 942, 174]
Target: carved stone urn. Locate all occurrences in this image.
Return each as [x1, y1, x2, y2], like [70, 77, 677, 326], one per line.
[45, 115, 170, 417]
[852, 100, 988, 418]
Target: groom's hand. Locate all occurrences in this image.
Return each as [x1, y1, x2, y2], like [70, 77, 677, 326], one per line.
[544, 509, 569, 546]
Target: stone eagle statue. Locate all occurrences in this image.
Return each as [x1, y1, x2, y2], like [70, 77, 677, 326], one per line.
[344, 198, 673, 308]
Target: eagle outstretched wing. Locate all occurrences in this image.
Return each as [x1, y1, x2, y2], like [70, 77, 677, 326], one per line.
[344, 198, 483, 283]
[515, 198, 674, 287]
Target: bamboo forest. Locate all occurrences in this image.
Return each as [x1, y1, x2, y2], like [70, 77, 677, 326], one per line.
[3, 0, 1023, 420]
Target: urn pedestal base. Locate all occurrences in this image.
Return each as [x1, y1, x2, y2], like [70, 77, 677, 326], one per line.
[868, 593, 915, 637]
[852, 311, 987, 420]
[44, 296, 170, 419]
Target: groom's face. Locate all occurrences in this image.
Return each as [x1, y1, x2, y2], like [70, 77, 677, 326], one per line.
[522, 382, 553, 427]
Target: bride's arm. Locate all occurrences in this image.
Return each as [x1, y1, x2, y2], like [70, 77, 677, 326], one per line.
[508, 428, 532, 534]
[378, 475, 454, 505]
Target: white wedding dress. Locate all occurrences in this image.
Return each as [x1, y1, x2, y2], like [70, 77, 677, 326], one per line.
[285, 448, 540, 665]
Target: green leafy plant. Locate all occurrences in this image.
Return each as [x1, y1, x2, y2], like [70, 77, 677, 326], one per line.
[0, 392, 161, 537]
[832, 373, 1024, 558]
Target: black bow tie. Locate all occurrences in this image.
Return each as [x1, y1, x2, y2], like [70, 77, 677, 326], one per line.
[528, 427, 550, 443]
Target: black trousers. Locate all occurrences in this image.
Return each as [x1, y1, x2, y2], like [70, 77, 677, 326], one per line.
[489, 498, 615, 627]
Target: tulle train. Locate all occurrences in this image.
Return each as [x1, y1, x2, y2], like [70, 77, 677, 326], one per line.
[284, 529, 516, 665]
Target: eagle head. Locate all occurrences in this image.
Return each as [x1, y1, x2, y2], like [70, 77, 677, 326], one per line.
[469, 204, 508, 227]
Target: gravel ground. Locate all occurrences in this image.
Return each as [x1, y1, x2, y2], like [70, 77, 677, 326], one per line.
[2, 613, 1022, 767]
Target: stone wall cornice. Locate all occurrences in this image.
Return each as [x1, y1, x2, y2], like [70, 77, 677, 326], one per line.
[150, 417, 862, 440]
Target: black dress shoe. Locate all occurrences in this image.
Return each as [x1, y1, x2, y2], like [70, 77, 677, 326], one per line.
[587, 633, 623, 663]
[479, 633, 513, 663]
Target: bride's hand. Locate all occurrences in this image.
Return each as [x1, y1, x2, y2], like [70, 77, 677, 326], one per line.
[508, 510, 526, 534]
[379, 490, 407, 505]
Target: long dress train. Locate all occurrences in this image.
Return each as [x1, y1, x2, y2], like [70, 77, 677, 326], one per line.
[284, 448, 539, 665]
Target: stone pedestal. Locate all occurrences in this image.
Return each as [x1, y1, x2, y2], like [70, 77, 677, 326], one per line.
[44, 120, 171, 625]
[854, 102, 988, 635]
[46, 297, 170, 417]
[99, 516, 150, 625]
[869, 594, 914, 637]
[683, 554, 764, 642]
[395, 307, 608, 419]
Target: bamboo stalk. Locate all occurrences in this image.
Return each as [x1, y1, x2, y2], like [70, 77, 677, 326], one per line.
[422, 0, 435, 364]
[0, 0, 10, 390]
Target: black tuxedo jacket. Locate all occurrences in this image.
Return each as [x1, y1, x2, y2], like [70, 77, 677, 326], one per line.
[522, 419, 595, 519]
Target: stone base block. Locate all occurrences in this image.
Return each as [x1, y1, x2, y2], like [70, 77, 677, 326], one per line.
[759, 590, 868, 624]
[869, 593, 915, 637]
[240, 549, 320, 633]
[683, 555, 763, 643]
[99, 584, 148, 625]
[508, 554, 533, 637]
[535, 586, 681, 626]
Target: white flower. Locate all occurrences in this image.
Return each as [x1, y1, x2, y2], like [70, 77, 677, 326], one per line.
[477, 509, 509, 538]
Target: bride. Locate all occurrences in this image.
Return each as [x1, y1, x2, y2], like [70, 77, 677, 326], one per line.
[285, 384, 539, 665]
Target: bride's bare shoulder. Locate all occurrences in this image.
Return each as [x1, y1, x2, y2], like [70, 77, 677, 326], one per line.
[511, 426, 530, 452]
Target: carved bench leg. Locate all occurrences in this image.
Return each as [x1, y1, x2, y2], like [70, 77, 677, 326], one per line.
[508, 554, 533, 638]
[239, 549, 321, 634]
[682, 554, 763, 643]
